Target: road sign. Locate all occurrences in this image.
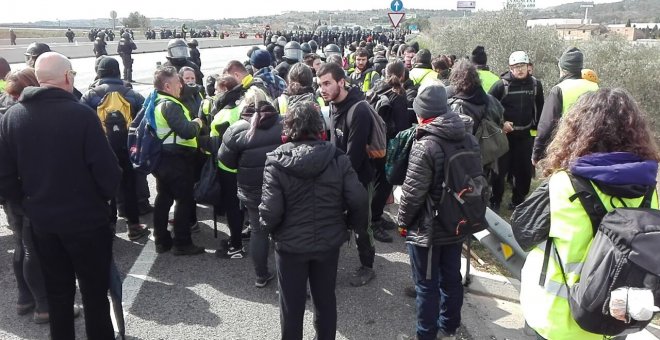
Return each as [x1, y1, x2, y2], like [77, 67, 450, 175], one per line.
[409, 24, 418, 31]
[457, 1, 476, 10]
[390, 0, 404, 12]
[388, 12, 406, 28]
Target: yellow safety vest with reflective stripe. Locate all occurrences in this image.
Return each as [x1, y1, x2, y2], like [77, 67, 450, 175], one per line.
[0, 80, 6, 93]
[556, 78, 599, 115]
[409, 68, 438, 88]
[201, 97, 214, 117]
[277, 94, 326, 115]
[477, 69, 500, 93]
[154, 93, 197, 148]
[210, 106, 241, 137]
[520, 170, 658, 340]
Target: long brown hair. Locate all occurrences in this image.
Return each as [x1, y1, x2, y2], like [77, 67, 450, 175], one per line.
[5, 68, 39, 99]
[540, 88, 660, 177]
[385, 60, 405, 95]
[448, 59, 481, 95]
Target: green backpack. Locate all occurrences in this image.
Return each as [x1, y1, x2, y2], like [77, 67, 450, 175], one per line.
[385, 125, 417, 185]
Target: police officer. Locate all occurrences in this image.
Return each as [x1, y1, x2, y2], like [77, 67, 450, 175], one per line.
[275, 41, 303, 81]
[65, 28, 75, 43]
[93, 31, 108, 58]
[9, 29, 16, 45]
[24, 42, 51, 68]
[163, 39, 204, 86]
[117, 32, 137, 82]
[187, 39, 201, 68]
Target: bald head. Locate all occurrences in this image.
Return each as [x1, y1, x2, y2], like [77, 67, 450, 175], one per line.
[35, 52, 75, 92]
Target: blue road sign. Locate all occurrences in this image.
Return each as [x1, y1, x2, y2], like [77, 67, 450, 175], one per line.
[390, 0, 404, 12]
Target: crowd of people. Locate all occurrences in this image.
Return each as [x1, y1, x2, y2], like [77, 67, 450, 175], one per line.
[1, 28, 658, 340]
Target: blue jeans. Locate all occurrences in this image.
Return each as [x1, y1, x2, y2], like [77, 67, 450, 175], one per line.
[407, 242, 463, 340]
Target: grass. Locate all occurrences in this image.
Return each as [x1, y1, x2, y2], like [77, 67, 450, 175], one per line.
[1, 28, 92, 40]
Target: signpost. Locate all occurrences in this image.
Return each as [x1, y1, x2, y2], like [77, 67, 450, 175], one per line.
[388, 0, 406, 29]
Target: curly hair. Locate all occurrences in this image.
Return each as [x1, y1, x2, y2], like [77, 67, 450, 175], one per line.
[284, 101, 324, 142]
[448, 59, 481, 95]
[540, 88, 660, 177]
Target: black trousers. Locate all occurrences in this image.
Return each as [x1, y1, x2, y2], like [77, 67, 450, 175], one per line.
[370, 157, 393, 223]
[32, 225, 114, 340]
[153, 152, 196, 247]
[276, 248, 340, 340]
[110, 153, 140, 225]
[217, 170, 244, 249]
[5, 203, 48, 312]
[491, 134, 534, 206]
[356, 181, 375, 268]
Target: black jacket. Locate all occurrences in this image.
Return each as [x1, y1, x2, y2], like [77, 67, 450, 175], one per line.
[0, 87, 121, 233]
[532, 74, 581, 163]
[329, 86, 373, 186]
[117, 38, 137, 57]
[163, 59, 204, 86]
[446, 85, 503, 134]
[397, 112, 475, 246]
[259, 141, 368, 254]
[371, 82, 412, 139]
[218, 108, 283, 209]
[372, 55, 388, 76]
[179, 83, 204, 117]
[93, 38, 108, 58]
[188, 47, 201, 68]
[489, 72, 544, 138]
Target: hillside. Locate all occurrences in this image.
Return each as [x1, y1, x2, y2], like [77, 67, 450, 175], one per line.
[528, 0, 660, 24]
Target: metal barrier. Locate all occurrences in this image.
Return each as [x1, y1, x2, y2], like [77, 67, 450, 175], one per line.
[472, 208, 528, 280]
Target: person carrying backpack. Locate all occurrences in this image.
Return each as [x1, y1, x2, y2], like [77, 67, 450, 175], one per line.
[397, 84, 487, 340]
[80, 57, 150, 241]
[519, 88, 660, 340]
[488, 51, 544, 212]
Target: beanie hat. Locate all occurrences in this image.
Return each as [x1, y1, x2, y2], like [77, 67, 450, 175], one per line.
[471, 46, 487, 66]
[413, 84, 449, 119]
[250, 49, 272, 70]
[559, 47, 584, 75]
[416, 49, 432, 65]
[96, 56, 120, 79]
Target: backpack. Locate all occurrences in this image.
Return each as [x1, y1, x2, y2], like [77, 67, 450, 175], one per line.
[431, 135, 491, 236]
[366, 88, 397, 139]
[553, 174, 660, 336]
[385, 125, 416, 185]
[346, 100, 387, 159]
[96, 89, 132, 151]
[127, 91, 172, 174]
[450, 97, 508, 166]
[448, 97, 484, 135]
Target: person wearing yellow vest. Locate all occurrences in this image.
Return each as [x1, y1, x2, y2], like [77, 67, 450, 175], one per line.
[274, 63, 328, 129]
[0, 57, 10, 94]
[471, 46, 500, 93]
[348, 48, 381, 93]
[520, 88, 660, 340]
[409, 49, 439, 88]
[151, 66, 205, 256]
[532, 47, 599, 165]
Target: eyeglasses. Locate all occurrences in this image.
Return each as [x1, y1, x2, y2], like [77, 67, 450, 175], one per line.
[510, 64, 527, 70]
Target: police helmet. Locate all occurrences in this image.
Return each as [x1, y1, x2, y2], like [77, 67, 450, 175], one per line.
[167, 39, 190, 59]
[24, 42, 51, 57]
[284, 41, 303, 62]
[187, 39, 199, 47]
[308, 40, 318, 53]
[276, 36, 287, 47]
[323, 44, 341, 57]
[247, 45, 260, 58]
[271, 35, 279, 43]
[97, 31, 106, 39]
[300, 42, 311, 54]
[122, 32, 131, 40]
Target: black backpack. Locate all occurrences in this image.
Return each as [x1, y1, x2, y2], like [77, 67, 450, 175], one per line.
[555, 175, 660, 336]
[432, 136, 490, 236]
[366, 88, 397, 139]
[96, 88, 132, 152]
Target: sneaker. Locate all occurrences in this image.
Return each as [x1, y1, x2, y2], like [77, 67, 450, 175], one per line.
[349, 266, 375, 287]
[404, 285, 416, 298]
[172, 244, 205, 256]
[372, 226, 393, 243]
[16, 302, 35, 315]
[216, 246, 246, 259]
[155, 243, 172, 254]
[127, 224, 150, 241]
[255, 272, 275, 288]
[437, 329, 456, 340]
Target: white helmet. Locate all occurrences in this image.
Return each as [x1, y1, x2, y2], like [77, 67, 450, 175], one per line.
[509, 51, 530, 66]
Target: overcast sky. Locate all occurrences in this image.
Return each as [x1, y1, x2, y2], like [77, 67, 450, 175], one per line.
[3, 0, 621, 23]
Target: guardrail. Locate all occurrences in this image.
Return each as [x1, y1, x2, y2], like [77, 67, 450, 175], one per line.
[474, 208, 527, 280]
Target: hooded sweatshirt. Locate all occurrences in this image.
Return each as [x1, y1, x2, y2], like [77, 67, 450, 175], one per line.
[0, 86, 121, 233]
[259, 141, 368, 253]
